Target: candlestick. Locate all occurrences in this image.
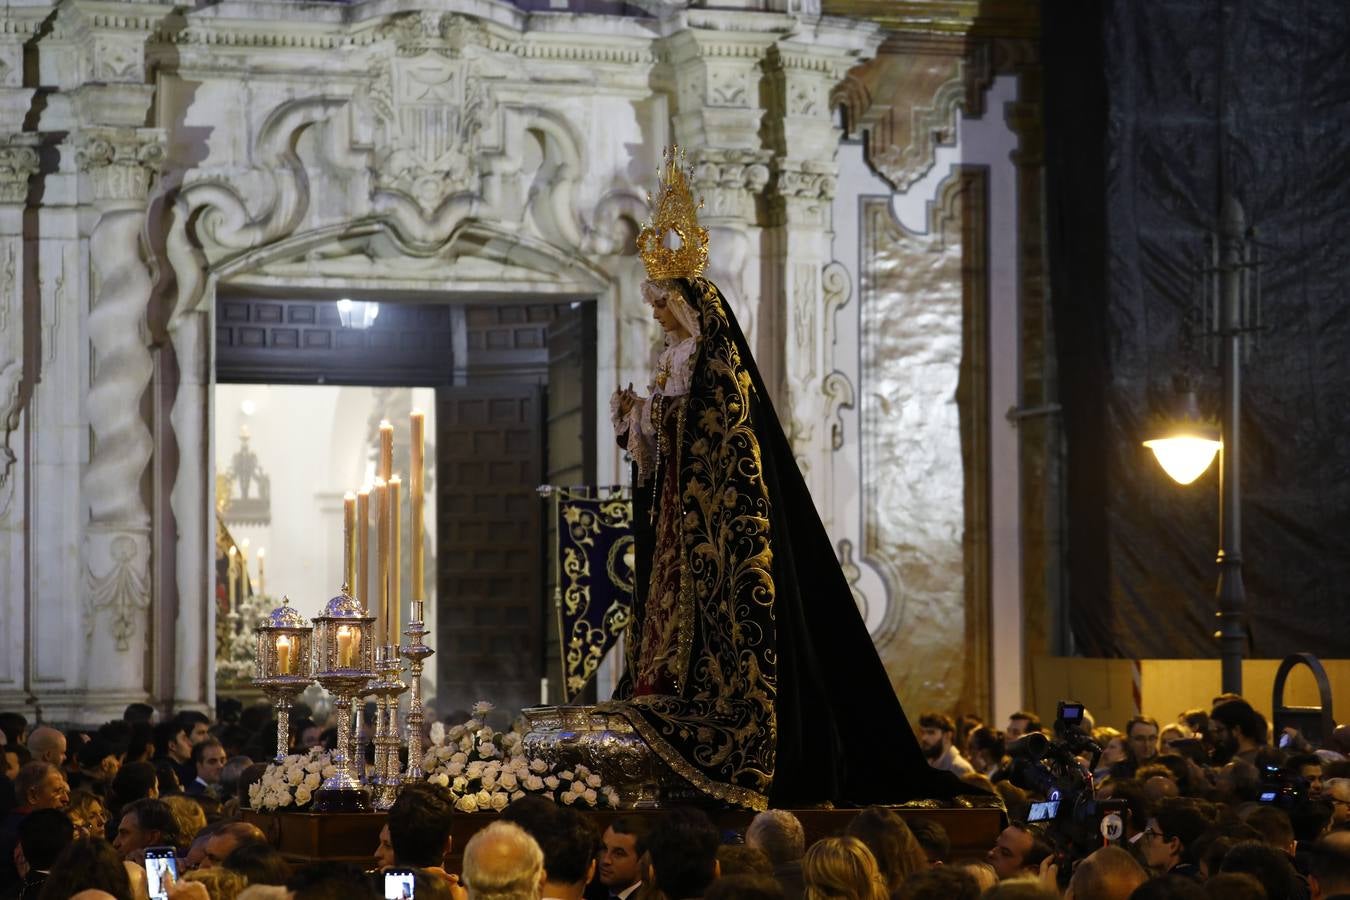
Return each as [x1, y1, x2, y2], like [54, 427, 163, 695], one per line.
[375, 477, 389, 645]
[336, 625, 356, 668]
[275, 634, 292, 675]
[379, 420, 394, 481]
[343, 493, 357, 594]
[357, 487, 371, 612]
[410, 410, 425, 617]
[257, 548, 266, 597]
[389, 475, 401, 642]
[227, 546, 239, 611]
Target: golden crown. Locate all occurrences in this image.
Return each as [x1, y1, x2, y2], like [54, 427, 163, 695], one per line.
[637, 146, 709, 282]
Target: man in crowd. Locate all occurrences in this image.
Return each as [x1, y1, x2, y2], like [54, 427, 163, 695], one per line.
[112, 797, 177, 860]
[965, 727, 1007, 780]
[1, 759, 71, 885]
[1325, 778, 1350, 831]
[462, 821, 545, 900]
[917, 712, 975, 777]
[202, 821, 267, 868]
[1126, 716, 1161, 769]
[13, 808, 74, 898]
[745, 809, 805, 900]
[25, 727, 67, 769]
[1210, 699, 1268, 764]
[1006, 712, 1042, 741]
[1289, 753, 1327, 800]
[177, 712, 212, 746]
[647, 807, 720, 899]
[186, 738, 227, 799]
[1064, 846, 1148, 900]
[986, 823, 1052, 881]
[1306, 836, 1350, 900]
[153, 721, 195, 788]
[599, 817, 652, 900]
[1137, 798, 1208, 878]
[388, 782, 458, 886]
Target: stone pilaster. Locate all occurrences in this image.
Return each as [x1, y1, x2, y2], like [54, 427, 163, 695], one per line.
[0, 131, 38, 708]
[761, 21, 879, 494]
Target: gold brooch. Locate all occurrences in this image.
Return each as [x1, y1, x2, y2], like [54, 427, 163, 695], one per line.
[637, 145, 709, 282]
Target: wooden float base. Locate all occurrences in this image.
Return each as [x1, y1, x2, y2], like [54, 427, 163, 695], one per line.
[243, 805, 1002, 868]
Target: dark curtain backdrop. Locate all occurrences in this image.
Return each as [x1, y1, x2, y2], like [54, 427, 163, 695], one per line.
[1043, 0, 1350, 659]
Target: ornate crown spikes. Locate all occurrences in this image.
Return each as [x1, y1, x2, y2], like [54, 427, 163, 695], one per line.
[637, 146, 709, 282]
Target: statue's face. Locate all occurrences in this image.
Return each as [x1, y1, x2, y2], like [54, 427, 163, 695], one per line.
[642, 281, 684, 336]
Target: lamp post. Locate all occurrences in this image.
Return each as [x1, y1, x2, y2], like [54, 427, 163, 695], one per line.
[1144, 194, 1250, 695]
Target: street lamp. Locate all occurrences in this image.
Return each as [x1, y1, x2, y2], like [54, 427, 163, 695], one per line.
[1144, 194, 1253, 695]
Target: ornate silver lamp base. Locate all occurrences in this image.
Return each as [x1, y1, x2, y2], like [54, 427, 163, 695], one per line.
[520, 705, 677, 808]
[259, 678, 310, 765]
[314, 673, 374, 812]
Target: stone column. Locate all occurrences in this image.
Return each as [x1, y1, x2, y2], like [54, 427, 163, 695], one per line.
[761, 25, 878, 497]
[76, 119, 166, 720]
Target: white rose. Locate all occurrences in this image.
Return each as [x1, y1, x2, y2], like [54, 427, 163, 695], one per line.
[451, 752, 469, 765]
[490, 792, 510, 812]
[467, 761, 485, 779]
[430, 773, 450, 788]
[472, 701, 495, 718]
[560, 791, 577, 805]
[447, 762, 465, 777]
[475, 790, 492, 807]
[452, 776, 469, 793]
[530, 759, 548, 773]
[295, 786, 313, 806]
[248, 783, 262, 805]
[499, 773, 518, 790]
[503, 733, 522, 749]
[603, 788, 620, 807]
[575, 765, 590, 777]
[586, 774, 602, 788]
[275, 791, 293, 807]
[459, 736, 474, 753]
[524, 775, 544, 791]
[447, 725, 467, 742]
[511, 790, 526, 802]
[481, 774, 497, 791]
[582, 789, 598, 806]
[456, 795, 479, 813]
[437, 746, 454, 760]
[544, 776, 559, 790]
[287, 767, 304, 785]
[465, 719, 482, 733]
[479, 743, 500, 759]
[559, 769, 575, 781]
[303, 773, 321, 791]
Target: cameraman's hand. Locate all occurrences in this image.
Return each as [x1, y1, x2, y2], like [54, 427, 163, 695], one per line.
[1037, 855, 1059, 893]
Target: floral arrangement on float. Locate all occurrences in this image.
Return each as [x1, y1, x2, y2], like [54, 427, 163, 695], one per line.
[422, 702, 621, 812]
[249, 747, 337, 811]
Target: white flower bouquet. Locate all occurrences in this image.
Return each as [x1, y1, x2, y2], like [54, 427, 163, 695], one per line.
[422, 701, 620, 812]
[248, 747, 336, 811]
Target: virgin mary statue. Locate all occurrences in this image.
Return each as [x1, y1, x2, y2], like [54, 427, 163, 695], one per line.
[607, 148, 969, 810]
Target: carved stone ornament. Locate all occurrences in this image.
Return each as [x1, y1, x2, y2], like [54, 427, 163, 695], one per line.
[75, 128, 166, 204]
[85, 532, 150, 652]
[689, 148, 771, 220]
[364, 14, 500, 217]
[0, 136, 39, 204]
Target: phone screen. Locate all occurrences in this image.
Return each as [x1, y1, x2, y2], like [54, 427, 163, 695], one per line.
[145, 848, 178, 900]
[384, 869, 416, 899]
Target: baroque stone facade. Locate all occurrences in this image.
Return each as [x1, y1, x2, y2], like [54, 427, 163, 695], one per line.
[0, 0, 1039, 724]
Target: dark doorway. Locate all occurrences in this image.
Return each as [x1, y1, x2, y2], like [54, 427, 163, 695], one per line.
[213, 291, 595, 715]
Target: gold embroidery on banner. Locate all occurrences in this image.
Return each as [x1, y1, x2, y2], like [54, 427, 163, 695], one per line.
[560, 497, 634, 700]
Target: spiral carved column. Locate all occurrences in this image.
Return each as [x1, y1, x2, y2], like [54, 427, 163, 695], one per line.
[76, 127, 166, 713]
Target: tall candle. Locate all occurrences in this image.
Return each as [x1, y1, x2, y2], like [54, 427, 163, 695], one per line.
[227, 546, 238, 611]
[357, 487, 371, 611]
[379, 420, 394, 481]
[343, 493, 357, 594]
[410, 410, 425, 618]
[336, 625, 356, 668]
[375, 477, 389, 645]
[389, 475, 401, 642]
[257, 548, 266, 597]
[276, 634, 292, 675]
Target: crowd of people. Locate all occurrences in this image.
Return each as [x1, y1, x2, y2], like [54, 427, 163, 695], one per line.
[3, 694, 1350, 900]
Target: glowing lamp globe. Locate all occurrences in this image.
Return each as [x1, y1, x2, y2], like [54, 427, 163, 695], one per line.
[1143, 434, 1222, 485]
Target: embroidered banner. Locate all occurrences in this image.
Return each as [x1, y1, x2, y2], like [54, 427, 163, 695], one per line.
[557, 491, 634, 702]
